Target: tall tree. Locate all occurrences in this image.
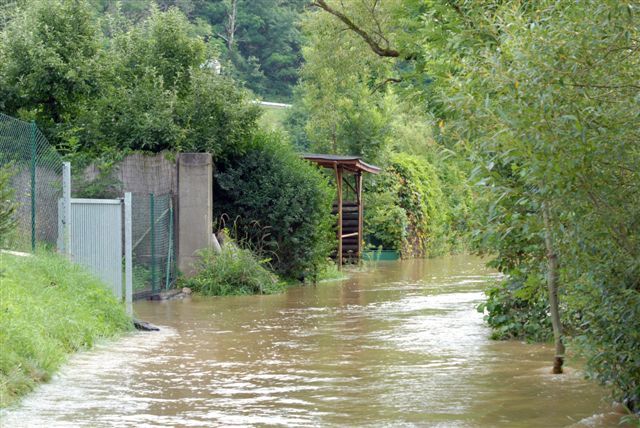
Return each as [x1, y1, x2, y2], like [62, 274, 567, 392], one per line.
[309, 0, 640, 408]
[0, 0, 101, 142]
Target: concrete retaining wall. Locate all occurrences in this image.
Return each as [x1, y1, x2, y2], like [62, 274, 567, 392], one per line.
[83, 152, 177, 195]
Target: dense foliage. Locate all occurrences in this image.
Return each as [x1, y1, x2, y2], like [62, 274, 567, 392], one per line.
[214, 133, 334, 280]
[91, 0, 308, 100]
[290, 3, 473, 257]
[183, 246, 281, 296]
[0, 0, 260, 162]
[0, 166, 17, 246]
[478, 276, 552, 342]
[0, 252, 132, 407]
[302, 0, 640, 411]
[365, 154, 449, 257]
[426, 1, 640, 407]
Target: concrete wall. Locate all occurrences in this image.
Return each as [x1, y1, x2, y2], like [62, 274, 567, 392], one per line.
[83, 151, 177, 195]
[82, 151, 213, 279]
[177, 153, 213, 277]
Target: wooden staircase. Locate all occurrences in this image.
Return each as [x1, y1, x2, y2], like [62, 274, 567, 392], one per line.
[332, 201, 361, 263]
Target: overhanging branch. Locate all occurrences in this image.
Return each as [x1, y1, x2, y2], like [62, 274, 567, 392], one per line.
[311, 0, 400, 58]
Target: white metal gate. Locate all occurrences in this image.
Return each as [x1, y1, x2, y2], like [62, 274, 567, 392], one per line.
[58, 187, 132, 306]
[70, 199, 123, 298]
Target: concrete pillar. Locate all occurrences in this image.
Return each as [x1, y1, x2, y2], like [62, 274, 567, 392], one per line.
[177, 153, 212, 277]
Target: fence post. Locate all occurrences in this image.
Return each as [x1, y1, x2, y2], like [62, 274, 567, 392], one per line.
[150, 193, 156, 293]
[30, 121, 36, 252]
[124, 192, 133, 313]
[165, 198, 173, 291]
[61, 162, 71, 256]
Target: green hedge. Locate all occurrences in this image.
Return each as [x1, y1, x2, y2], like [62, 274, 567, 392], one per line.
[365, 153, 450, 257]
[214, 132, 335, 280]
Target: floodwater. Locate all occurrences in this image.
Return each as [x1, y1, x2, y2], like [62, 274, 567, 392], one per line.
[1, 255, 625, 427]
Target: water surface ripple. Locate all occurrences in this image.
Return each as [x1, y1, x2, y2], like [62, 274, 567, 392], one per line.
[1, 256, 620, 427]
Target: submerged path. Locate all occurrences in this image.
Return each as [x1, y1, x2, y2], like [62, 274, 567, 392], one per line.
[1, 256, 620, 427]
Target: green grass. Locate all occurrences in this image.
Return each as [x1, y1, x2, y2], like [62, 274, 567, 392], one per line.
[182, 246, 284, 296]
[315, 262, 348, 282]
[0, 252, 132, 408]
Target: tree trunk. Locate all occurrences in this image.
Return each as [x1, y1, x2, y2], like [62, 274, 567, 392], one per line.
[225, 0, 238, 52]
[542, 201, 565, 374]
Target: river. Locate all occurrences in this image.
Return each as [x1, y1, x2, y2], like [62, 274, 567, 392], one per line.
[1, 255, 624, 427]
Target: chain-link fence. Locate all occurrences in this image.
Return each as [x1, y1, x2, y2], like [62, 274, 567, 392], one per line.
[0, 113, 63, 252]
[131, 192, 177, 298]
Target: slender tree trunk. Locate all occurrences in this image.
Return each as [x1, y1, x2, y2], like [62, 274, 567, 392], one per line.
[225, 0, 238, 52]
[542, 201, 565, 374]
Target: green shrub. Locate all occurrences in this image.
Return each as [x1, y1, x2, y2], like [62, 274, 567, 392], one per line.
[364, 187, 408, 251]
[477, 274, 552, 342]
[0, 252, 132, 407]
[365, 153, 449, 257]
[183, 246, 281, 296]
[214, 132, 335, 280]
[0, 166, 17, 246]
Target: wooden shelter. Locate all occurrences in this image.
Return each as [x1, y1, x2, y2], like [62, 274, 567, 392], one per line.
[303, 154, 381, 268]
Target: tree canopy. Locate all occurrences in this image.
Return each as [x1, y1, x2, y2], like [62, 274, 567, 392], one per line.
[294, 0, 640, 410]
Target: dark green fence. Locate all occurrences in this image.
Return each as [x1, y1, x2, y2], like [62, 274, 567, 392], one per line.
[131, 192, 177, 298]
[0, 113, 63, 252]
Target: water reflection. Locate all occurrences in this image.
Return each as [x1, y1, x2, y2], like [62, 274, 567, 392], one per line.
[1, 255, 623, 427]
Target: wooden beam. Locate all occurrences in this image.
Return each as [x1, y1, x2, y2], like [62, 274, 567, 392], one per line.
[357, 171, 363, 259]
[343, 175, 357, 195]
[336, 165, 343, 269]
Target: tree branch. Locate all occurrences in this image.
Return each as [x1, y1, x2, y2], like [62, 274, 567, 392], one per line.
[372, 77, 402, 92]
[569, 83, 640, 90]
[311, 0, 400, 58]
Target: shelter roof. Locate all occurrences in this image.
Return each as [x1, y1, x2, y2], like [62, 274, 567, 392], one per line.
[302, 154, 381, 174]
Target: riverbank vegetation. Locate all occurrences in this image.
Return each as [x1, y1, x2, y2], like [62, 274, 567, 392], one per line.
[0, 252, 132, 407]
[293, 0, 639, 414]
[183, 246, 282, 296]
[1, 0, 638, 414]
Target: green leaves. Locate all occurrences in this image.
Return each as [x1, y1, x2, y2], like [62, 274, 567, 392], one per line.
[423, 0, 640, 407]
[214, 132, 335, 280]
[0, 1, 261, 162]
[184, 246, 281, 296]
[0, 166, 17, 246]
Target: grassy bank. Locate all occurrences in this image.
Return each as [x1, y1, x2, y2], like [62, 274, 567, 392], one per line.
[0, 252, 132, 408]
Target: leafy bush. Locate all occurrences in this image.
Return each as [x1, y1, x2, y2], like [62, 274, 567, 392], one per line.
[364, 185, 408, 251]
[0, 252, 132, 407]
[477, 274, 552, 342]
[183, 246, 281, 296]
[576, 286, 640, 413]
[365, 153, 449, 257]
[0, 166, 17, 246]
[214, 132, 334, 280]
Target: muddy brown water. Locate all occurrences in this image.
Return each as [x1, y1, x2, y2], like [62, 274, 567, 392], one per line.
[1, 256, 625, 427]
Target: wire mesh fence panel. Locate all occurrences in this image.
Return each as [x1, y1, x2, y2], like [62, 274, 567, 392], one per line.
[0, 113, 63, 252]
[131, 192, 176, 298]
